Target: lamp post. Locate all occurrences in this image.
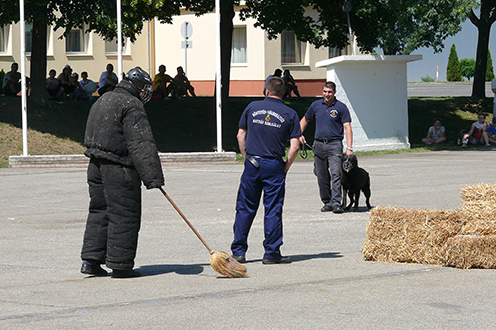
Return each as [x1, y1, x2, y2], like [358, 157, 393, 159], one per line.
[19, 0, 28, 156]
[343, 1, 354, 56]
[117, 0, 123, 81]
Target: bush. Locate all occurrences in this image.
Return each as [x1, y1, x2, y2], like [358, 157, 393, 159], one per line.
[447, 44, 462, 82]
[486, 50, 495, 81]
[421, 74, 435, 82]
[460, 58, 475, 81]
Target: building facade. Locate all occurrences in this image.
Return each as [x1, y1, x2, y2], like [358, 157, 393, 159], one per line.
[1, 6, 354, 97]
[0, 21, 152, 87]
[153, 6, 344, 96]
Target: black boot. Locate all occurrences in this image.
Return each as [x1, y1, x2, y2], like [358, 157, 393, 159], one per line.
[81, 260, 108, 276]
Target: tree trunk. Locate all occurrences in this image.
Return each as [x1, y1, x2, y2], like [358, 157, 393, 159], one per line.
[219, 0, 234, 111]
[471, 17, 490, 98]
[29, 20, 48, 105]
[470, 1, 496, 99]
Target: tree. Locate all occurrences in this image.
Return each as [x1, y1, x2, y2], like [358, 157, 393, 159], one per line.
[219, 1, 235, 115]
[486, 49, 495, 81]
[356, 0, 477, 55]
[469, 0, 496, 98]
[240, 0, 477, 55]
[460, 58, 476, 80]
[447, 44, 462, 81]
[1, 1, 480, 107]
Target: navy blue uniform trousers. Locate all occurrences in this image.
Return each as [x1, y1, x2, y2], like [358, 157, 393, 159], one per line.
[231, 157, 286, 260]
[81, 157, 142, 270]
[313, 140, 343, 208]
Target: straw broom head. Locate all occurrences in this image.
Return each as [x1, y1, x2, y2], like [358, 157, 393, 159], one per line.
[159, 189, 248, 278]
[210, 250, 247, 278]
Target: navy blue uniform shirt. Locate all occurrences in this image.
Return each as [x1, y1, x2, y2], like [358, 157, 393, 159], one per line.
[304, 98, 351, 140]
[239, 97, 301, 157]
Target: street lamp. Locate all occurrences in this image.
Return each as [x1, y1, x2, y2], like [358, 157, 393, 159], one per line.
[343, 1, 354, 55]
[19, 0, 28, 156]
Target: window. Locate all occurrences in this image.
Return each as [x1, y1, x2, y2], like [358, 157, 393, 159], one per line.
[0, 26, 5, 53]
[231, 26, 247, 64]
[25, 23, 33, 53]
[105, 37, 127, 54]
[281, 30, 301, 64]
[66, 28, 84, 53]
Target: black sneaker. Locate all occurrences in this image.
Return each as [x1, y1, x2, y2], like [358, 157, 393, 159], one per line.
[262, 256, 292, 264]
[81, 260, 108, 276]
[111, 269, 141, 278]
[231, 255, 246, 263]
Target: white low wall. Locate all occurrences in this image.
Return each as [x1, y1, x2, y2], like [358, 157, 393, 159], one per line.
[9, 152, 237, 168]
[316, 55, 422, 152]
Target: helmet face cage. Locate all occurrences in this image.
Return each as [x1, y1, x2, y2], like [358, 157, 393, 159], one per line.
[125, 67, 153, 104]
[140, 84, 153, 104]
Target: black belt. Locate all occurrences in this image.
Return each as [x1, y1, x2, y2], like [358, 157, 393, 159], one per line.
[315, 138, 339, 143]
[247, 155, 283, 168]
[251, 155, 283, 160]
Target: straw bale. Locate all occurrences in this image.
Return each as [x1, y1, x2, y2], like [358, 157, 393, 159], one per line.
[460, 183, 496, 203]
[459, 202, 496, 235]
[362, 207, 463, 265]
[362, 184, 496, 268]
[441, 235, 496, 269]
[459, 183, 496, 235]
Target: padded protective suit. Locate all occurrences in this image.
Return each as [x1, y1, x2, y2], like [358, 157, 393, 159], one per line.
[81, 79, 164, 270]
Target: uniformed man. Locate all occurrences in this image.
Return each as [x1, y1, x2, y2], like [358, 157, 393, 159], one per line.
[81, 67, 164, 278]
[300, 81, 353, 214]
[231, 76, 301, 264]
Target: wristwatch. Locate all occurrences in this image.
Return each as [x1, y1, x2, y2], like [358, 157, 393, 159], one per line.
[347, 147, 353, 151]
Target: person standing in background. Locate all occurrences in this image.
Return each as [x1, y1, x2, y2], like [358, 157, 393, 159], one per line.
[300, 81, 353, 214]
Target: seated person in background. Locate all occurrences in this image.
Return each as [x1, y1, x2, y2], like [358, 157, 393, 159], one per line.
[98, 63, 118, 96]
[173, 66, 196, 98]
[72, 72, 86, 101]
[2, 62, 26, 96]
[282, 69, 301, 98]
[58, 65, 76, 100]
[462, 113, 490, 147]
[422, 118, 447, 145]
[487, 117, 496, 145]
[153, 64, 174, 99]
[77, 71, 97, 101]
[46, 69, 63, 100]
[263, 68, 282, 95]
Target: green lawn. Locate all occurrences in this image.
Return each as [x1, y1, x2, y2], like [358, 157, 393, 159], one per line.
[0, 95, 493, 167]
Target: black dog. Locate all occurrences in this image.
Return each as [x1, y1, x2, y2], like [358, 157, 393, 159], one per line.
[341, 154, 372, 212]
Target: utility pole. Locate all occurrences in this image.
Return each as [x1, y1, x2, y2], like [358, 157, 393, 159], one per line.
[343, 1, 354, 55]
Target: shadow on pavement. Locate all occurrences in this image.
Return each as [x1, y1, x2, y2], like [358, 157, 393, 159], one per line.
[290, 251, 343, 262]
[137, 263, 206, 277]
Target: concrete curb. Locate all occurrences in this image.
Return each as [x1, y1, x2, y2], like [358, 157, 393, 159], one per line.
[8, 151, 237, 167]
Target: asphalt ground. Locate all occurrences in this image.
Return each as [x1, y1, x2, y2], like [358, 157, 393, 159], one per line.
[2, 148, 496, 329]
[407, 82, 494, 98]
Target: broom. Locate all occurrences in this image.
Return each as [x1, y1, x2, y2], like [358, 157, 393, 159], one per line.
[159, 187, 247, 278]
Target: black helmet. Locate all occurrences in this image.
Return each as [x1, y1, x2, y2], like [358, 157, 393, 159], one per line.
[125, 67, 153, 104]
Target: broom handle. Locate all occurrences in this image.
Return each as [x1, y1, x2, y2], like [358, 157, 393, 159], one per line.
[159, 187, 214, 254]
